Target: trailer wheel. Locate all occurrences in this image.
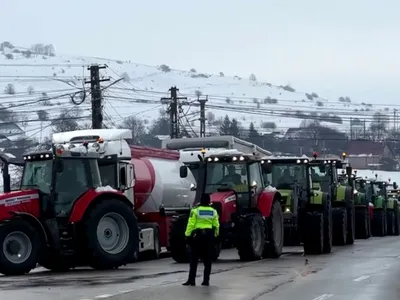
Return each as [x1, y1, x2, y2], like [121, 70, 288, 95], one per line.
[355, 207, 370, 239]
[263, 199, 283, 258]
[332, 207, 347, 246]
[38, 250, 72, 272]
[371, 210, 386, 237]
[346, 201, 355, 245]
[85, 200, 139, 269]
[303, 212, 324, 255]
[386, 210, 395, 235]
[0, 218, 41, 275]
[236, 213, 265, 261]
[168, 215, 189, 263]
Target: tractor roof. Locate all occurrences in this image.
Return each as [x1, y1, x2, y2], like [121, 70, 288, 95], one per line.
[205, 150, 258, 162]
[262, 156, 310, 164]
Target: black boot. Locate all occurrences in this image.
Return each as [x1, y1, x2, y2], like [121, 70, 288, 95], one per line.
[201, 280, 209, 286]
[182, 280, 196, 286]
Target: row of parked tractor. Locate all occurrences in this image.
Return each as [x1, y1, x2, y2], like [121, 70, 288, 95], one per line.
[167, 150, 400, 263]
[0, 131, 397, 276]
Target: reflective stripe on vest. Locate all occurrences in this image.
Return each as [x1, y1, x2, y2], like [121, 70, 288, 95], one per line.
[197, 209, 215, 219]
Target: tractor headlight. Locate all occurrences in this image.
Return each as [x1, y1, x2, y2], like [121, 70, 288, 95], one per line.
[92, 142, 100, 151]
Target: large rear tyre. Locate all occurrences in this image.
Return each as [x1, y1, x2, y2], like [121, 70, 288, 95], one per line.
[263, 199, 284, 258]
[236, 213, 265, 261]
[323, 196, 332, 254]
[386, 210, 395, 235]
[355, 207, 370, 239]
[371, 210, 386, 237]
[395, 208, 400, 236]
[168, 215, 189, 263]
[332, 207, 347, 246]
[84, 200, 139, 270]
[303, 212, 324, 255]
[346, 202, 355, 245]
[0, 218, 41, 276]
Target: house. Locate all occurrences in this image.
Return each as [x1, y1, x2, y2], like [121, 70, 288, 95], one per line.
[347, 140, 397, 170]
[0, 123, 25, 140]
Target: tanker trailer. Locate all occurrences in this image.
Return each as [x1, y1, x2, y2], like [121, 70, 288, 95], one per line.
[52, 129, 197, 260]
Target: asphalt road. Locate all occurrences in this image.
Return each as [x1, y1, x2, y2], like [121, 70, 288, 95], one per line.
[1, 238, 400, 300]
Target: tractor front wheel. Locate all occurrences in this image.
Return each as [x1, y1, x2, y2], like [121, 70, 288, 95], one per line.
[236, 213, 265, 261]
[371, 210, 386, 237]
[355, 207, 370, 239]
[85, 200, 139, 270]
[332, 207, 347, 246]
[0, 218, 41, 275]
[386, 210, 395, 235]
[303, 212, 324, 255]
[263, 199, 284, 258]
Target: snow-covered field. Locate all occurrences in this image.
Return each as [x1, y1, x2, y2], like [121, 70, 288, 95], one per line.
[0, 44, 390, 141]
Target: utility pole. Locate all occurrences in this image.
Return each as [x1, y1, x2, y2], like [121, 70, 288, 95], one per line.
[198, 95, 208, 137]
[85, 64, 110, 129]
[161, 87, 187, 139]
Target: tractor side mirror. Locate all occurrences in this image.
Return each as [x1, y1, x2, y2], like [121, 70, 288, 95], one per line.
[54, 159, 64, 173]
[120, 166, 127, 186]
[180, 166, 188, 178]
[394, 182, 398, 189]
[346, 166, 352, 176]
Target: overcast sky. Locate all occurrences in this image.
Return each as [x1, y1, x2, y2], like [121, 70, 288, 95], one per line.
[1, 0, 399, 103]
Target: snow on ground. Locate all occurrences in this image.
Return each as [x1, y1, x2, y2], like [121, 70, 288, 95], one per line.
[0, 44, 388, 141]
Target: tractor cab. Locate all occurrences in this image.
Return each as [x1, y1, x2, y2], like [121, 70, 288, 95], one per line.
[20, 145, 104, 218]
[260, 157, 310, 213]
[181, 151, 265, 214]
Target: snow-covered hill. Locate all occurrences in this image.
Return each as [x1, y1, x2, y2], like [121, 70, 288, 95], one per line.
[0, 43, 392, 141]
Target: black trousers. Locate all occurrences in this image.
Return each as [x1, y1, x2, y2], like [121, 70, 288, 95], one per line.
[188, 229, 215, 282]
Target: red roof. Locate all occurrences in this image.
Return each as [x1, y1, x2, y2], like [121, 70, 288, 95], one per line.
[348, 140, 385, 155]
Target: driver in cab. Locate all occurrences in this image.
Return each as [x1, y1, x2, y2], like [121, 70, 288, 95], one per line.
[220, 165, 242, 185]
[277, 169, 294, 187]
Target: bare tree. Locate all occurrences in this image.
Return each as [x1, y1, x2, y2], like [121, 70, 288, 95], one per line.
[118, 116, 146, 144]
[51, 108, 82, 133]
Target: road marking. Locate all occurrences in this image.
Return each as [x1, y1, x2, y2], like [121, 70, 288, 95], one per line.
[354, 275, 370, 282]
[118, 290, 134, 294]
[95, 295, 113, 299]
[312, 294, 334, 300]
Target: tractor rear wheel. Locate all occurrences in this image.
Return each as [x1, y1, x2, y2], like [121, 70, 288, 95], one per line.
[168, 214, 189, 263]
[332, 207, 347, 246]
[395, 207, 400, 236]
[84, 200, 139, 269]
[346, 202, 355, 245]
[371, 210, 386, 237]
[303, 212, 324, 255]
[386, 210, 395, 235]
[236, 213, 265, 261]
[0, 218, 41, 276]
[323, 197, 332, 254]
[355, 207, 370, 239]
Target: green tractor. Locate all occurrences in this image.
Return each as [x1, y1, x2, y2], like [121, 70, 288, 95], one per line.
[366, 177, 400, 236]
[262, 156, 334, 255]
[309, 155, 355, 246]
[338, 172, 371, 239]
[386, 184, 400, 236]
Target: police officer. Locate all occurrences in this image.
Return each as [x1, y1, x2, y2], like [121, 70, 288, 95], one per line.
[182, 193, 219, 286]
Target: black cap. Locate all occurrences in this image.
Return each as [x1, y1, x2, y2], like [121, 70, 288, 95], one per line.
[200, 193, 211, 205]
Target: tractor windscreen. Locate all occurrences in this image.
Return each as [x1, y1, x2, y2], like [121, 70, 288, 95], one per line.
[54, 158, 101, 216]
[264, 164, 307, 189]
[204, 162, 249, 194]
[21, 159, 53, 194]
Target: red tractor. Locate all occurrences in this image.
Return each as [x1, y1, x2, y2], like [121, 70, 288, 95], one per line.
[169, 150, 284, 262]
[0, 146, 138, 275]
